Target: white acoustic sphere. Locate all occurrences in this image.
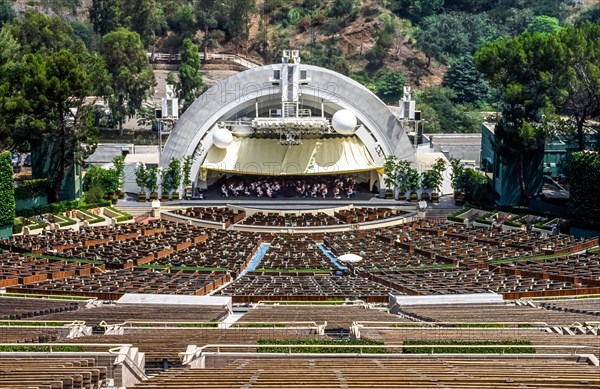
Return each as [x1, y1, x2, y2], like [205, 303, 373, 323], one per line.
[331, 109, 358, 135]
[212, 126, 233, 148]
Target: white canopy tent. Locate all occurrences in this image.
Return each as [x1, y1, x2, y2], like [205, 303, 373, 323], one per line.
[201, 136, 381, 179]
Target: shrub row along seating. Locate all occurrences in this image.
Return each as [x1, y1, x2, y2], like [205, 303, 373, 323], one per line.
[1, 296, 80, 319]
[59, 328, 323, 366]
[237, 305, 413, 329]
[218, 275, 401, 303]
[7, 269, 230, 299]
[0, 356, 108, 389]
[395, 303, 597, 325]
[132, 356, 600, 389]
[240, 212, 343, 227]
[361, 327, 600, 357]
[172, 207, 246, 225]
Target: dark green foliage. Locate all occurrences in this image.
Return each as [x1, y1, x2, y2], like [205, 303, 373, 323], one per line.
[101, 28, 155, 133]
[0, 151, 14, 226]
[14, 179, 49, 200]
[84, 183, 105, 204]
[161, 157, 182, 198]
[414, 12, 504, 66]
[257, 338, 386, 354]
[402, 339, 535, 354]
[415, 86, 481, 133]
[83, 165, 119, 194]
[442, 56, 491, 106]
[12, 218, 22, 233]
[89, 0, 121, 36]
[167, 4, 196, 34]
[177, 38, 205, 112]
[563, 151, 600, 229]
[354, 70, 406, 103]
[389, 0, 443, 22]
[15, 199, 110, 218]
[576, 3, 600, 24]
[0, 345, 85, 352]
[0, 0, 15, 27]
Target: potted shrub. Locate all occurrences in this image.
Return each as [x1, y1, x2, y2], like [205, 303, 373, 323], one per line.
[137, 192, 146, 202]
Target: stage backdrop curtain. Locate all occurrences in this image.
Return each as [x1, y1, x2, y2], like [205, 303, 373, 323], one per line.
[201, 136, 379, 176]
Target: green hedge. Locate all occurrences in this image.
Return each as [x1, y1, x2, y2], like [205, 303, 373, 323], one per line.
[0, 345, 85, 352]
[176, 322, 219, 328]
[0, 151, 15, 226]
[0, 321, 67, 326]
[14, 179, 49, 200]
[13, 218, 23, 234]
[77, 209, 104, 225]
[16, 199, 111, 218]
[106, 206, 133, 222]
[402, 339, 535, 354]
[257, 338, 386, 354]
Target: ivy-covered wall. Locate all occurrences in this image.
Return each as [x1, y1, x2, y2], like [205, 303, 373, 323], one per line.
[566, 151, 600, 230]
[0, 151, 15, 237]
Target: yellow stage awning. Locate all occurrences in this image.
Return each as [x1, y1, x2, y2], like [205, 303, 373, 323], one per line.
[201, 136, 380, 176]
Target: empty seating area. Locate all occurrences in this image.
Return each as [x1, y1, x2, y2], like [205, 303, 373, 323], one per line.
[258, 235, 334, 270]
[238, 305, 413, 329]
[0, 356, 108, 389]
[540, 297, 600, 317]
[371, 268, 591, 296]
[172, 207, 246, 225]
[219, 274, 401, 303]
[150, 230, 261, 271]
[334, 207, 405, 223]
[397, 303, 598, 325]
[240, 211, 343, 226]
[1, 296, 80, 319]
[0, 252, 104, 289]
[133, 356, 600, 389]
[8, 269, 230, 299]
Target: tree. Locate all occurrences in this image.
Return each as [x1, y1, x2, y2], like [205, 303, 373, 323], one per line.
[475, 32, 561, 203]
[1, 16, 104, 202]
[525, 15, 561, 34]
[83, 165, 119, 194]
[89, 0, 122, 36]
[195, 0, 222, 60]
[177, 38, 205, 113]
[0, 0, 15, 27]
[112, 155, 125, 190]
[121, 0, 162, 45]
[415, 86, 481, 133]
[101, 28, 155, 134]
[414, 12, 504, 66]
[167, 4, 196, 35]
[181, 155, 193, 194]
[442, 56, 491, 106]
[550, 23, 600, 151]
[145, 166, 159, 194]
[11, 10, 75, 55]
[222, 0, 254, 50]
[0, 151, 15, 231]
[135, 163, 147, 194]
[161, 157, 181, 199]
[390, 0, 443, 22]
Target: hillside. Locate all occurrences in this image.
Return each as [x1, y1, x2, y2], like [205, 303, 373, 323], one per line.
[8, 0, 600, 90]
